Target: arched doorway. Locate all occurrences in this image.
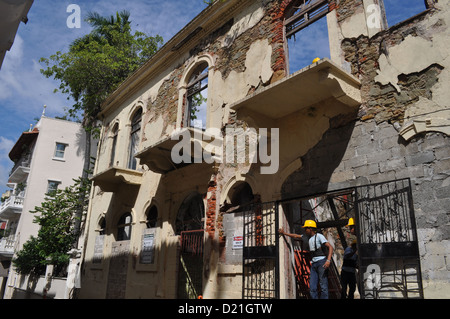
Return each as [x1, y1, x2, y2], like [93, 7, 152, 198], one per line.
[229, 182, 254, 207]
[176, 192, 205, 299]
[223, 181, 279, 299]
[106, 212, 133, 299]
[220, 182, 255, 265]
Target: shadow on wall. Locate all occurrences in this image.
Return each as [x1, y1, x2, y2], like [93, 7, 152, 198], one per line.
[77, 230, 226, 299]
[77, 164, 224, 299]
[282, 115, 359, 199]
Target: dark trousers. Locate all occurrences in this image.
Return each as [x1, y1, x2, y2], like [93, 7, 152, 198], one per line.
[340, 270, 356, 299]
[310, 258, 329, 299]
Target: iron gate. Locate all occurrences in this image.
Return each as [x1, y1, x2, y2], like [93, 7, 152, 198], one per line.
[178, 230, 204, 299]
[279, 191, 351, 299]
[241, 178, 422, 299]
[242, 201, 279, 299]
[355, 178, 423, 299]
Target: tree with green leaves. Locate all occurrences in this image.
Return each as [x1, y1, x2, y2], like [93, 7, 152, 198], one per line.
[38, 11, 163, 251]
[13, 175, 91, 276]
[40, 10, 163, 132]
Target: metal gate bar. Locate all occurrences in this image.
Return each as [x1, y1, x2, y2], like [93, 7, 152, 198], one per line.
[242, 201, 279, 299]
[240, 178, 422, 299]
[355, 178, 423, 299]
[278, 178, 423, 299]
[178, 230, 204, 299]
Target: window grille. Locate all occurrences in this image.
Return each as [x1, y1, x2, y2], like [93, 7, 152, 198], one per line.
[285, 0, 329, 39]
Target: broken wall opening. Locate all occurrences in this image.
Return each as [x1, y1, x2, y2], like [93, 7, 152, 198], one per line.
[176, 192, 205, 299]
[280, 191, 352, 299]
[383, 0, 427, 28]
[285, 0, 331, 73]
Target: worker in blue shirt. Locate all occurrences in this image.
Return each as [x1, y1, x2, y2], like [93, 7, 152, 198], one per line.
[279, 220, 334, 299]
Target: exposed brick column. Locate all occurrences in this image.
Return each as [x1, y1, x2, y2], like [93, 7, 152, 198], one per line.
[268, 0, 292, 76]
[205, 170, 218, 239]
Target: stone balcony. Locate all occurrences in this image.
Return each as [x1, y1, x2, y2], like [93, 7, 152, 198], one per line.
[91, 166, 144, 192]
[136, 127, 220, 174]
[230, 58, 361, 125]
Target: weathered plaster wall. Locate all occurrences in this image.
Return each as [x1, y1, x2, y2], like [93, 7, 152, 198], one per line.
[81, 0, 449, 299]
[282, 118, 450, 298]
[81, 0, 287, 299]
[280, 0, 450, 298]
[341, 1, 450, 139]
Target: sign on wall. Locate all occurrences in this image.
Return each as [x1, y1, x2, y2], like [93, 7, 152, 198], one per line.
[140, 228, 156, 264]
[93, 234, 104, 263]
[233, 235, 243, 250]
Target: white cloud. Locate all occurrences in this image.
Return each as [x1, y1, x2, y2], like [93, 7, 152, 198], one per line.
[0, 0, 204, 119]
[287, 16, 330, 73]
[0, 1, 207, 179]
[0, 136, 15, 192]
[0, 136, 14, 159]
[0, 35, 25, 100]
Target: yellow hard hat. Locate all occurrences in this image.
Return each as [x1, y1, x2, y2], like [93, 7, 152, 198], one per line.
[347, 218, 355, 226]
[312, 57, 321, 63]
[302, 220, 317, 228]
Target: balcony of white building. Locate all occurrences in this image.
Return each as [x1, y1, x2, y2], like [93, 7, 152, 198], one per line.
[8, 128, 38, 183]
[8, 157, 31, 184]
[0, 195, 24, 220]
[0, 235, 15, 258]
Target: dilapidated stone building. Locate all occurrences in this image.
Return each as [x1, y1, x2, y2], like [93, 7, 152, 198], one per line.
[78, 0, 449, 299]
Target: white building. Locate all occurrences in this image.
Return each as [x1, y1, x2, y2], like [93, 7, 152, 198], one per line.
[1, 116, 92, 299]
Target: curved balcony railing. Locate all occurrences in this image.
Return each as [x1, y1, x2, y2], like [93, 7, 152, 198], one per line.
[0, 236, 15, 257]
[0, 195, 24, 219]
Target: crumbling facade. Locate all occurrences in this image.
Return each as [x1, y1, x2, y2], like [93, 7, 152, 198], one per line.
[79, 0, 449, 299]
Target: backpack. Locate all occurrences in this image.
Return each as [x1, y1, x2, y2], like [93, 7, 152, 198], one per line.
[311, 234, 328, 258]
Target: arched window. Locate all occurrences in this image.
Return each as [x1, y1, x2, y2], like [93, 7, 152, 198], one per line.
[176, 193, 205, 235]
[99, 217, 106, 235]
[186, 62, 208, 130]
[128, 108, 142, 170]
[109, 123, 119, 168]
[117, 213, 132, 241]
[146, 205, 158, 228]
[230, 182, 254, 207]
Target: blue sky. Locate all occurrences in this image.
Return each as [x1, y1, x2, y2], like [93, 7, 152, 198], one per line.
[0, 0, 206, 193]
[0, 0, 427, 193]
